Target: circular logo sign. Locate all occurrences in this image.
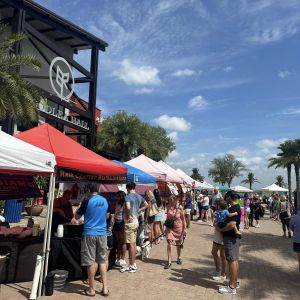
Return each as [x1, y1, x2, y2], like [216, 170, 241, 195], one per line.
[49, 57, 74, 102]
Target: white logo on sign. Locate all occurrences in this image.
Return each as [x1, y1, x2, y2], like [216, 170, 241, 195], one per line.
[49, 57, 74, 102]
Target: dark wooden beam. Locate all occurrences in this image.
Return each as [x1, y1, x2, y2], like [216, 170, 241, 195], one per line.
[86, 46, 99, 148]
[39, 27, 56, 33]
[55, 36, 73, 42]
[25, 22, 93, 79]
[71, 43, 88, 48]
[74, 77, 93, 83]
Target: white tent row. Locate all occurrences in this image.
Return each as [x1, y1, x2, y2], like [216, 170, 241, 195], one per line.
[176, 168, 214, 190]
[231, 185, 253, 193]
[0, 130, 56, 299]
[261, 183, 288, 192]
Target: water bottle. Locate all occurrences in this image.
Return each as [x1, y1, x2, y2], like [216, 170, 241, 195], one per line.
[57, 224, 64, 238]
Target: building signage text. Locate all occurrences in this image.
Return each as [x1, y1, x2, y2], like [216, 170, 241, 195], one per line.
[38, 102, 90, 130]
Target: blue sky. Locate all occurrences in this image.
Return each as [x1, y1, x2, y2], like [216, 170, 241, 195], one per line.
[36, 0, 300, 189]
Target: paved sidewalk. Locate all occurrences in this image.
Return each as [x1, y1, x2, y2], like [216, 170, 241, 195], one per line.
[2, 216, 300, 300]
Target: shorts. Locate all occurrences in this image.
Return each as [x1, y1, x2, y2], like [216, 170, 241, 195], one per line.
[224, 236, 240, 261]
[185, 209, 191, 215]
[124, 223, 139, 244]
[154, 211, 164, 222]
[213, 230, 224, 245]
[293, 242, 300, 252]
[202, 205, 209, 211]
[114, 220, 124, 232]
[81, 235, 107, 266]
[245, 207, 250, 215]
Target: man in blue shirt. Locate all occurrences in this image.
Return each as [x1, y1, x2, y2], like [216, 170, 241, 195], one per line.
[74, 183, 109, 297]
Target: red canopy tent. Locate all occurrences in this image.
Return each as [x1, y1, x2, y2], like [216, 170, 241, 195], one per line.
[15, 123, 127, 177]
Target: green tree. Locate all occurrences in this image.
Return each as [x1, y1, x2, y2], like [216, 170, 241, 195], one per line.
[241, 172, 260, 190]
[0, 23, 43, 125]
[208, 154, 246, 187]
[190, 168, 205, 182]
[97, 111, 175, 161]
[268, 140, 296, 203]
[275, 175, 286, 187]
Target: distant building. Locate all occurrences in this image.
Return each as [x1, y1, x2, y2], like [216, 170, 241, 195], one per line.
[0, 0, 108, 149]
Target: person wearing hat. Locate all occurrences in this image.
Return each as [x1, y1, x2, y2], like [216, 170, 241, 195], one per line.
[216, 190, 241, 295]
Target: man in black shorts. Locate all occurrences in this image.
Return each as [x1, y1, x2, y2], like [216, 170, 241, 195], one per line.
[216, 190, 241, 295]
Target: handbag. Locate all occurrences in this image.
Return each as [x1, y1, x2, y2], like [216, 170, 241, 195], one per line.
[149, 202, 159, 217]
[164, 207, 179, 229]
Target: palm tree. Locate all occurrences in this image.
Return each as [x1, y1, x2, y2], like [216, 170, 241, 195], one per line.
[268, 140, 295, 204]
[209, 154, 246, 187]
[0, 23, 43, 125]
[97, 111, 141, 161]
[241, 172, 260, 190]
[275, 175, 286, 187]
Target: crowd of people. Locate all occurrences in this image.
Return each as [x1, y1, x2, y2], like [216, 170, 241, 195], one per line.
[52, 183, 300, 296]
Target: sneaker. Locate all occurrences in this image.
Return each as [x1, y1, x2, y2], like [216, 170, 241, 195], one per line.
[198, 220, 203, 223]
[119, 259, 127, 267]
[224, 281, 240, 289]
[210, 223, 214, 227]
[219, 286, 236, 295]
[115, 259, 121, 267]
[213, 275, 226, 282]
[120, 265, 137, 273]
[255, 224, 261, 228]
[209, 270, 220, 277]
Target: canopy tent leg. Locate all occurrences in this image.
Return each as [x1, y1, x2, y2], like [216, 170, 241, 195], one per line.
[37, 173, 55, 298]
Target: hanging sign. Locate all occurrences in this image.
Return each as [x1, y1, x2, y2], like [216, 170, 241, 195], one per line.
[0, 175, 41, 200]
[56, 168, 127, 183]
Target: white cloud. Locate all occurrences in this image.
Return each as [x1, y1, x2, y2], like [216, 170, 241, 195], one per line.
[224, 66, 233, 72]
[113, 59, 161, 86]
[134, 88, 154, 94]
[168, 131, 179, 142]
[153, 115, 191, 132]
[278, 70, 291, 79]
[188, 95, 208, 111]
[256, 138, 287, 151]
[172, 68, 197, 78]
[283, 108, 300, 115]
[168, 150, 180, 159]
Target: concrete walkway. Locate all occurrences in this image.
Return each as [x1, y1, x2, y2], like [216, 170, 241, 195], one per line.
[2, 216, 300, 300]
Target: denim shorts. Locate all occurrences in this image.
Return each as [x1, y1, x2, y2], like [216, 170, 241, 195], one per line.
[293, 242, 300, 253]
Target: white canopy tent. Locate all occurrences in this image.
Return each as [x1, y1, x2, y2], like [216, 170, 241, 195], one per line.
[231, 185, 253, 193]
[261, 183, 288, 192]
[0, 130, 56, 299]
[0, 130, 56, 174]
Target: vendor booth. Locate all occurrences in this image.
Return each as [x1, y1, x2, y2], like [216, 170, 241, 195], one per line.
[15, 123, 127, 297]
[261, 183, 288, 192]
[231, 185, 253, 193]
[0, 130, 56, 292]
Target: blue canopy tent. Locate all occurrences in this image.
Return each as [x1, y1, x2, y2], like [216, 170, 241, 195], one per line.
[217, 184, 230, 191]
[113, 160, 156, 184]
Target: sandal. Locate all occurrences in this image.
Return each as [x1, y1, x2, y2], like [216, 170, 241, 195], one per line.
[177, 258, 182, 265]
[164, 262, 172, 269]
[100, 289, 109, 297]
[83, 289, 95, 297]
